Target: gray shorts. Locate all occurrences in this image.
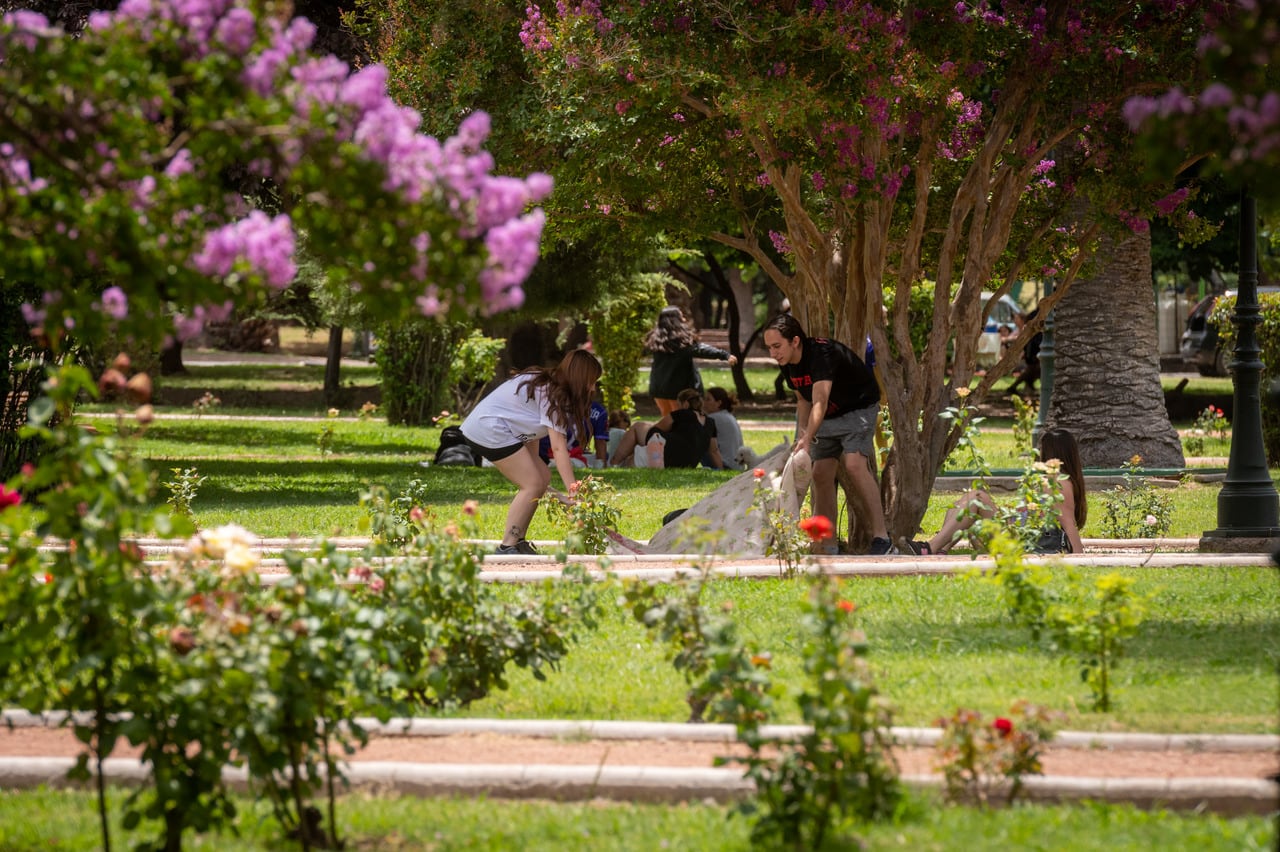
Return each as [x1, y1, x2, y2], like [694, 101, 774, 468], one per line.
[811, 404, 878, 462]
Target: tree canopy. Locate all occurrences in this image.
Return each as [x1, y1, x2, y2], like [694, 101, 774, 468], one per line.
[507, 0, 1217, 534]
[0, 0, 551, 354]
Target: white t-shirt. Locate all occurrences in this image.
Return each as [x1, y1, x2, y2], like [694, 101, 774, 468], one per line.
[707, 410, 743, 469]
[461, 377, 561, 449]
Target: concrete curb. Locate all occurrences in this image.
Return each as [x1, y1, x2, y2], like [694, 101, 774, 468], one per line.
[133, 553, 1270, 585]
[0, 757, 1273, 814]
[6, 710, 1276, 754]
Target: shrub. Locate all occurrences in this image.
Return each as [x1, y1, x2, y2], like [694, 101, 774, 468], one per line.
[734, 576, 900, 848]
[1097, 455, 1174, 538]
[1210, 292, 1280, 462]
[935, 701, 1059, 807]
[541, 474, 623, 555]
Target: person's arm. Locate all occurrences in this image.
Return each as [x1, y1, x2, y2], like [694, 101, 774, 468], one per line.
[795, 380, 832, 455]
[793, 394, 811, 453]
[593, 436, 608, 465]
[547, 428, 578, 495]
[1059, 480, 1084, 554]
[708, 437, 725, 470]
[691, 342, 738, 366]
[652, 413, 674, 433]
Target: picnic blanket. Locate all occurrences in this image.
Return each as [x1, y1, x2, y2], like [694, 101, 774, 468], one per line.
[610, 445, 813, 556]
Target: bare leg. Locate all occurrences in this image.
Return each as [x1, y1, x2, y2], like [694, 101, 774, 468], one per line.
[811, 457, 840, 530]
[608, 421, 652, 467]
[927, 489, 995, 553]
[490, 440, 551, 546]
[843, 451, 888, 540]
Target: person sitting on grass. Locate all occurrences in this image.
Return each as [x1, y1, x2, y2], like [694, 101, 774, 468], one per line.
[460, 349, 602, 555]
[608, 388, 726, 469]
[912, 427, 1087, 555]
[703, 386, 744, 469]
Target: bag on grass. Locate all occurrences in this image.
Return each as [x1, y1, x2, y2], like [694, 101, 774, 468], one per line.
[434, 426, 480, 467]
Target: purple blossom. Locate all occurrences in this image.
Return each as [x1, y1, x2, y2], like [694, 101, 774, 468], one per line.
[165, 149, 195, 178]
[520, 3, 553, 51]
[191, 211, 296, 288]
[100, 286, 128, 320]
[477, 210, 545, 314]
[214, 6, 255, 54]
[1199, 82, 1234, 109]
[173, 300, 234, 342]
[3, 9, 52, 50]
[1153, 187, 1190, 216]
[20, 303, 46, 327]
[768, 230, 791, 255]
[1033, 158, 1055, 176]
[1122, 95, 1159, 129]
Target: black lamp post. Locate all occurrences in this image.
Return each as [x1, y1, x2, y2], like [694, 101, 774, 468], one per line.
[1201, 190, 1280, 548]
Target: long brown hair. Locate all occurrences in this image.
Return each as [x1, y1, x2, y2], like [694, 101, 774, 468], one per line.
[517, 349, 602, 437]
[644, 306, 697, 354]
[1040, 427, 1087, 528]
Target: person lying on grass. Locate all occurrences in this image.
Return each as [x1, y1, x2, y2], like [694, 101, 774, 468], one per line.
[911, 427, 1087, 555]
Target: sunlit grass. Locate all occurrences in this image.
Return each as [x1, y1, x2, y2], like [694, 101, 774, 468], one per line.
[0, 787, 1268, 851]
[461, 568, 1278, 734]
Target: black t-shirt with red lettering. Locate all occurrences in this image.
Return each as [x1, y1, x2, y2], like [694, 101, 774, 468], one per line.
[781, 337, 879, 418]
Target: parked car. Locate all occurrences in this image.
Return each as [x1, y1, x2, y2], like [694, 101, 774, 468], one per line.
[1180, 287, 1280, 376]
[976, 293, 1024, 368]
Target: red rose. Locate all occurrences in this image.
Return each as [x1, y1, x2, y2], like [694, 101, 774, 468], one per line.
[799, 514, 834, 542]
[994, 717, 1014, 736]
[837, 599, 856, 614]
[753, 468, 766, 478]
[0, 485, 21, 510]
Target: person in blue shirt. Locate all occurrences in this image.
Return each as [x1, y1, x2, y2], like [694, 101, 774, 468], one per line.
[538, 399, 609, 468]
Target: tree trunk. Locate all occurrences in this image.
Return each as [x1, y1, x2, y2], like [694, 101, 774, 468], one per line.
[1050, 224, 1185, 468]
[159, 339, 186, 375]
[323, 326, 343, 408]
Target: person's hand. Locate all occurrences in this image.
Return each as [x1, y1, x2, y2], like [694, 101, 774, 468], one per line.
[728, 354, 739, 367]
[793, 434, 810, 455]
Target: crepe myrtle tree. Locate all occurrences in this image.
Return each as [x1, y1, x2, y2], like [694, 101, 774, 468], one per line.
[0, 0, 552, 361]
[514, 0, 1216, 537]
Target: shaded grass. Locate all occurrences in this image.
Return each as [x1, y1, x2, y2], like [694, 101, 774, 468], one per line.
[79, 414, 1256, 540]
[0, 787, 1269, 851]
[462, 568, 1278, 734]
[154, 361, 381, 392]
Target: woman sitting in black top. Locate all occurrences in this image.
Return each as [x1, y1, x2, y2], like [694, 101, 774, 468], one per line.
[609, 389, 726, 469]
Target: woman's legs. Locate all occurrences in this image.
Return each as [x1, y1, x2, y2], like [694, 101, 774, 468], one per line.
[927, 489, 995, 553]
[490, 439, 551, 546]
[608, 421, 653, 467]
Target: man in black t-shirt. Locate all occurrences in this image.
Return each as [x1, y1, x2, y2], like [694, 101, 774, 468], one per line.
[763, 314, 896, 556]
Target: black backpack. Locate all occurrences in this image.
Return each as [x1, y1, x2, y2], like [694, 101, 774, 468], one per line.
[434, 426, 480, 466]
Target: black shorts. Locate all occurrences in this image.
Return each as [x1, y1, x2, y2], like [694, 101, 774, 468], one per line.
[465, 438, 524, 463]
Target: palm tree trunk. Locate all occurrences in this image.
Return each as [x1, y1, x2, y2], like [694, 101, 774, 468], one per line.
[1050, 223, 1184, 469]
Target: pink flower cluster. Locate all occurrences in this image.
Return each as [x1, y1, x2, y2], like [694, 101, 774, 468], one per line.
[191, 211, 297, 289]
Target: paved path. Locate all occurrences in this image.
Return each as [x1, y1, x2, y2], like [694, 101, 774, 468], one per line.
[0, 712, 1274, 814]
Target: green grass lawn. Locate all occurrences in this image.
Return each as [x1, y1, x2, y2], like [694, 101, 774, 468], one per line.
[1, 787, 1270, 851]
[77, 412, 1239, 541]
[457, 568, 1277, 734]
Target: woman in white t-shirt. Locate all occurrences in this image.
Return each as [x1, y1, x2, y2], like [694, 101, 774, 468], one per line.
[460, 349, 603, 555]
